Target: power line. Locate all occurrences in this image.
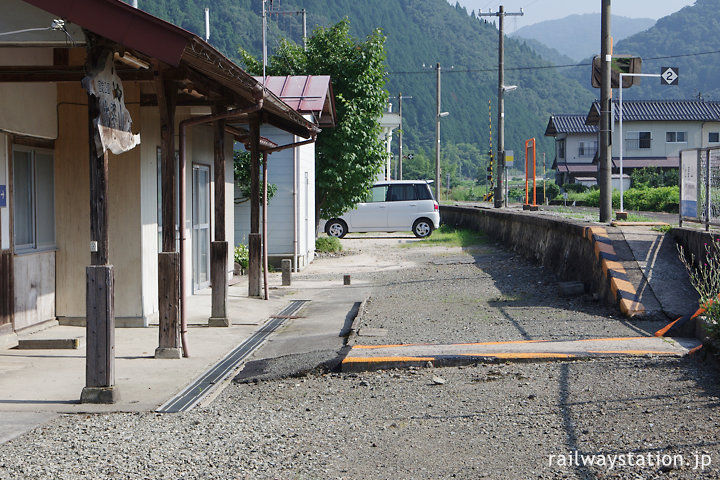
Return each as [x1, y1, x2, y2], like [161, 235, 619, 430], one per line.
[388, 48, 720, 76]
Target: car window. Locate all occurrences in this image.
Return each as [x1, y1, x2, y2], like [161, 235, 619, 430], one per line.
[387, 184, 416, 201]
[363, 185, 388, 203]
[415, 183, 433, 200]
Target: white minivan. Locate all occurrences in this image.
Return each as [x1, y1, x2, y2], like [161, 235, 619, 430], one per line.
[324, 180, 440, 238]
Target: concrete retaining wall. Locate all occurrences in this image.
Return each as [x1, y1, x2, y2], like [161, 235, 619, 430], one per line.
[671, 227, 720, 270]
[440, 205, 614, 305]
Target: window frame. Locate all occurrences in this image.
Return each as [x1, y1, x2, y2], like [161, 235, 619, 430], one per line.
[12, 145, 55, 254]
[665, 131, 687, 143]
[626, 131, 652, 150]
[709, 132, 720, 143]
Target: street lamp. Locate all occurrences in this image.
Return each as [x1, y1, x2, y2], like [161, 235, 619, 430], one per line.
[436, 110, 449, 201]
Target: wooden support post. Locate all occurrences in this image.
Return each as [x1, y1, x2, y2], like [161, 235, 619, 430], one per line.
[248, 233, 262, 296]
[208, 241, 229, 326]
[82, 45, 118, 402]
[156, 252, 181, 358]
[155, 69, 181, 356]
[248, 116, 262, 297]
[81, 265, 118, 403]
[209, 107, 229, 325]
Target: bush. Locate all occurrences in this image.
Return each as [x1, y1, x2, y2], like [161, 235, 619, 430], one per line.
[540, 181, 561, 204]
[316, 236, 342, 253]
[583, 186, 679, 212]
[562, 183, 588, 193]
[631, 167, 678, 188]
[234, 243, 249, 271]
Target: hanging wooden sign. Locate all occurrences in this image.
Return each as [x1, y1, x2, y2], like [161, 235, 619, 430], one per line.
[82, 51, 140, 155]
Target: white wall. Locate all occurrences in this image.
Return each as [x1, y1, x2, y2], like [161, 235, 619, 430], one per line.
[233, 124, 316, 270]
[139, 107, 160, 317]
[612, 120, 705, 158]
[297, 140, 315, 267]
[0, 47, 57, 139]
[562, 133, 597, 164]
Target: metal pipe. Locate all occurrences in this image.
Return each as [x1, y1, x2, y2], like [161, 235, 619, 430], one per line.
[262, 152, 269, 300]
[178, 99, 264, 357]
[293, 135, 298, 273]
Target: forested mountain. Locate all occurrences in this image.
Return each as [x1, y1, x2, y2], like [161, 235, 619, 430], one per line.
[133, 0, 596, 182]
[561, 0, 720, 102]
[510, 14, 655, 62]
[514, 37, 575, 67]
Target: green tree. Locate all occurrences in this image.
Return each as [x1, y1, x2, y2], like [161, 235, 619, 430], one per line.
[240, 18, 389, 227]
[233, 151, 276, 204]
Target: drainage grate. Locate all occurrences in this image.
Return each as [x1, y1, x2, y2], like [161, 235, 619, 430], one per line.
[157, 300, 310, 413]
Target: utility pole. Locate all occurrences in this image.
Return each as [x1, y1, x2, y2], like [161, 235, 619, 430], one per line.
[599, 0, 612, 222]
[262, 0, 267, 80]
[478, 6, 523, 208]
[264, 1, 308, 61]
[391, 93, 412, 180]
[436, 63, 441, 201]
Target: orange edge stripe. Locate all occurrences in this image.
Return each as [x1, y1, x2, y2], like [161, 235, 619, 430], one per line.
[342, 356, 435, 363]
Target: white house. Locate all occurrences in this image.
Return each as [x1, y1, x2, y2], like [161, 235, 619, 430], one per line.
[544, 114, 598, 186]
[585, 99, 720, 175]
[235, 76, 335, 271]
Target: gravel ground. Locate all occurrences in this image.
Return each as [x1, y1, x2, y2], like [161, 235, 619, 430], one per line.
[1, 233, 719, 480]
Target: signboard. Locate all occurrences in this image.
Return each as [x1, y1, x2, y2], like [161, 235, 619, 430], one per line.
[505, 150, 514, 168]
[591, 55, 642, 88]
[0, 185, 5, 207]
[680, 149, 698, 218]
[81, 51, 140, 155]
[661, 67, 679, 86]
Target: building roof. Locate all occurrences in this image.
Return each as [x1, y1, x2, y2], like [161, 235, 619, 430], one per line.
[556, 163, 598, 174]
[20, 0, 318, 139]
[610, 156, 679, 168]
[545, 114, 597, 136]
[255, 76, 336, 127]
[585, 99, 720, 126]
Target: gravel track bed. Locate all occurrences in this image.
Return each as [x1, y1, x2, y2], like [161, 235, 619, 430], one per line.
[1, 358, 718, 479]
[348, 238, 659, 346]
[1, 234, 718, 479]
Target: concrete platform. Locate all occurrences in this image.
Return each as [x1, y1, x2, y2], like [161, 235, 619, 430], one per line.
[342, 336, 701, 372]
[0, 257, 375, 444]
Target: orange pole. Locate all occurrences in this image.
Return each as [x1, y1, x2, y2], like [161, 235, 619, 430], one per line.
[531, 138, 537, 206]
[524, 140, 529, 205]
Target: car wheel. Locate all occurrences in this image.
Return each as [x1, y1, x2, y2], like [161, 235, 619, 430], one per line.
[412, 218, 433, 238]
[326, 219, 348, 238]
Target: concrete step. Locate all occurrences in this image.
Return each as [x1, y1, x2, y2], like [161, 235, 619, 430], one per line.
[342, 336, 701, 372]
[16, 337, 82, 350]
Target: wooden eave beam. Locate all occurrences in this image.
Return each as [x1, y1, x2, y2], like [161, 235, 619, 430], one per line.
[0, 65, 155, 82]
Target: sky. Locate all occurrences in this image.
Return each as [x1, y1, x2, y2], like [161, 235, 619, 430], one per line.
[452, 0, 697, 32]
